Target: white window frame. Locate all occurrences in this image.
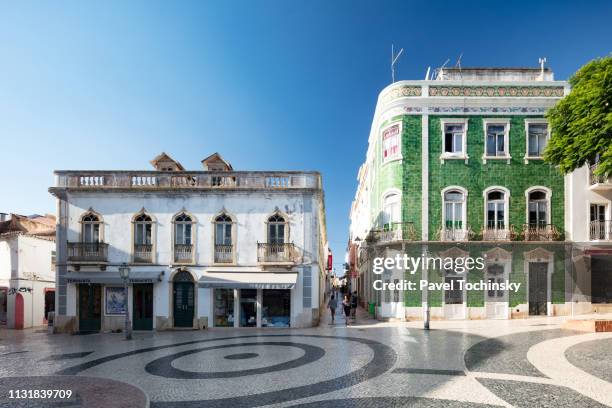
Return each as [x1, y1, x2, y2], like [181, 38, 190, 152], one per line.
[524, 119, 550, 163]
[382, 190, 402, 228]
[525, 186, 552, 226]
[482, 119, 511, 164]
[381, 121, 403, 165]
[441, 186, 468, 239]
[440, 118, 469, 164]
[483, 186, 510, 230]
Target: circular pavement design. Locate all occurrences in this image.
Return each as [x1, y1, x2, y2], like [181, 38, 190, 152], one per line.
[565, 337, 612, 383]
[145, 341, 325, 379]
[224, 353, 260, 360]
[56, 334, 397, 408]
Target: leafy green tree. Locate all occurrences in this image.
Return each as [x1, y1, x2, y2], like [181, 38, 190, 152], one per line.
[544, 56, 612, 176]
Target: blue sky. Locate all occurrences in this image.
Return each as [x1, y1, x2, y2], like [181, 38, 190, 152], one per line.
[1, 1, 611, 271]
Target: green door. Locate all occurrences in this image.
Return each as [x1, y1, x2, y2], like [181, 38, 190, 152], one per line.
[78, 284, 101, 332]
[173, 282, 194, 327]
[133, 284, 153, 330]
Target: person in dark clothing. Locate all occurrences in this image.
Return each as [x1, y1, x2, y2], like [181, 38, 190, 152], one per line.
[327, 295, 338, 324]
[350, 291, 358, 320]
[342, 295, 351, 326]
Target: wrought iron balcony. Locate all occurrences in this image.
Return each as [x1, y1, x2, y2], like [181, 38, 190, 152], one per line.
[440, 227, 470, 242]
[523, 224, 561, 241]
[590, 220, 612, 241]
[133, 244, 153, 263]
[589, 164, 612, 191]
[482, 226, 514, 241]
[214, 244, 234, 263]
[371, 222, 418, 243]
[257, 243, 296, 264]
[67, 242, 108, 263]
[174, 244, 194, 263]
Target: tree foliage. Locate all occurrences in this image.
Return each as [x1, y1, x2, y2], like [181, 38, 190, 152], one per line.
[544, 56, 612, 175]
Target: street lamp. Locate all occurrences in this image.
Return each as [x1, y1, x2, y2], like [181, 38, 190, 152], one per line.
[118, 263, 132, 340]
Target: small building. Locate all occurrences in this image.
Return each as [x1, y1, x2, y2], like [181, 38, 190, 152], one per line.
[49, 153, 327, 332]
[0, 213, 56, 329]
[565, 163, 612, 314]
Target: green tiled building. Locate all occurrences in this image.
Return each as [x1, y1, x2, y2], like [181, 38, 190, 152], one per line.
[349, 67, 572, 320]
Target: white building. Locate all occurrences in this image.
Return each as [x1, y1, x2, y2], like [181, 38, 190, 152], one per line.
[50, 153, 327, 332]
[565, 163, 612, 314]
[0, 213, 56, 329]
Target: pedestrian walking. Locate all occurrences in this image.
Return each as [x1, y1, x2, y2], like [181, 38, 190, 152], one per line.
[350, 291, 358, 320]
[327, 295, 338, 324]
[342, 295, 351, 326]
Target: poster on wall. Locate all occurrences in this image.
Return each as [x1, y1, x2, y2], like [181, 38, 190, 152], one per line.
[105, 287, 126, 315]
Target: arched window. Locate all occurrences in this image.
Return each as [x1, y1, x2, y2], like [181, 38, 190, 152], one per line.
[133, 213, 153, 263]
[443, 190, 465, 230]
[268, 214, 286, 244]
[174, 213, 193, 245]
[486, 190, 506, 229]
[528, 190, 548, 225]
[81, 212, 102, 243]
[173, 212, 194, 263]
[134, 214, 152, 245]
[214, 214, 233, 263]
[382, 193, 400, 227]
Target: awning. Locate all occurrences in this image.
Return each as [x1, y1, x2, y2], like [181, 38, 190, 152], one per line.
[65, 272, 163, 285]
[198, 272, 298, 289]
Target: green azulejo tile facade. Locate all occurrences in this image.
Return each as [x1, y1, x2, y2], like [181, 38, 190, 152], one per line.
[350, 69, 573, 320]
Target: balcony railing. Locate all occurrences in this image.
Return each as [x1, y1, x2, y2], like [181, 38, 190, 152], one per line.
[372, 222, 418, 243]
[52, 171, 321, 192]
[482, 226, 514, 241]
[67, 242, 108, 263]
[440, 227, 470, 242]
[590, 220, 612, 241]
[214, 244, 234, 263]
[523, 224, 561, 241]
[133, 244, 153, 263]
[589, 164, 612, 186]
[174, 244, 194, 263]
[257, 243, 296, 263]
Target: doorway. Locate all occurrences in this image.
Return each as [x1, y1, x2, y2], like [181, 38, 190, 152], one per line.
[78, 284, 101, 331]
[592, 256, 612, 304]
[528, 262, 548, 316]
[44, 289, 55, 323]
[239, 289, 257, 327]
[0, 288, 7, 325]
[173, 271, 194, 328]
[485, 263, 508, 319]
[133, 284, 153, 330]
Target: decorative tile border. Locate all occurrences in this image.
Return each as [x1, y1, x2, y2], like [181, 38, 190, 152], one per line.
[429, 86, 564, 97]
[380, 86, 422, 104]
[401, 106, 546, 114]
[427, 106, 546, 114]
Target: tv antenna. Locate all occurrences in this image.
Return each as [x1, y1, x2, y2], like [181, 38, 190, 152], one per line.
[391, 44, 404, 83]
[538, 57, 547, 80]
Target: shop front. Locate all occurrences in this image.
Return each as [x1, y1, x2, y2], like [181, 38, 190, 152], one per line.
[201, 272, 296, 328]
[67, 271, 162, 332]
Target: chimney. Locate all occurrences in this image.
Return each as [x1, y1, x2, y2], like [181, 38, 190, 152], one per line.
[0, 213, 8, 222]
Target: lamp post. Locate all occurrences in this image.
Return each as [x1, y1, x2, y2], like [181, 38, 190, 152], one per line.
[423, 246, 430, 330]
[118, 263, 132, 340]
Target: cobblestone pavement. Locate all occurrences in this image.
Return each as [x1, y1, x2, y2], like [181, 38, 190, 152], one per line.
[0, 309, 611, 407]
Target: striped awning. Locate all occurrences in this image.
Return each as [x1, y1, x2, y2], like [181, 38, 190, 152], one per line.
[198, 272, 298, 289]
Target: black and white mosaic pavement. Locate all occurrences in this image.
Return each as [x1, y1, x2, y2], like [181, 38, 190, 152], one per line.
[1, 318, 611, 407]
